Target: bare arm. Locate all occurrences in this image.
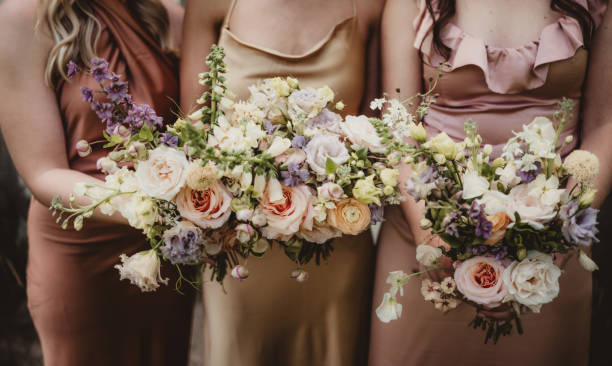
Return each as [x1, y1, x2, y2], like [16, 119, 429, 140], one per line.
[0, 0, 124, 225]
[179, 0, 230, 112]
[382, 0, 434, 245]
[580, 9, 612, 208]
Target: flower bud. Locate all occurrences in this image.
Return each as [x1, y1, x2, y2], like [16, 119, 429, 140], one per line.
[235, 224, 255, 243]
[108, 150, 125, 161]
[433, 153, 446, 164]
[73, 215, 84, 231]
[372, 162, 386, 171]
[188, 108, 204, 121]
[291, 269, 309, 283]
[492, 157, 506, 169]
[128, 141, 147, 160]
[516, 247, 527, 261]
[251, 211, 267, 227]
[420, 218, 432, 230]
[96, 157, 118, 174]
[231, 265, 249, 280]
[287, 77, 299, 89]
[113, 125, 131, 139]
[253, 174, 267, 198]
[76, 140, 91, 157]
[408, 122, 427, 143]
[565, 135, 574, 144]
[383, 185, 394, 195]
[335, 101, 345, 111]
[483, 144, 493, 156]
[252, 238, 270, 254]
[578, 250, 599, 272]
[236, 209, 253, 221]
[579, 188, 597, 208]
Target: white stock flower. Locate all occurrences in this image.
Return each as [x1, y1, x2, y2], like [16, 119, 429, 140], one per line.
[376, 293, 403, 323]
[478, 191, 512, 216]
[135, 145, 188, 201]
[495, 161, 521, 189]
[341, 115, 386, 153]
[502, 251, 561, 313]
[519, 117, 557, 159]
[115, 250, 168, 292]
[527, 174, 564, 206]
[462, 170, 489, 199]
[416, 244, 443, 266]
[304, 135, 350, 175]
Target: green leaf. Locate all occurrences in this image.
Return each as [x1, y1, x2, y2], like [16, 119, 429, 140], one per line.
[139, 125, 154, 141]
[103, 134, 125, 148]
[356, 147, 368, 161]
[325, 158, 339, 175]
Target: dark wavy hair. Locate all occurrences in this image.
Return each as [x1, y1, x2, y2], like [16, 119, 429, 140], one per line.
[425, 0, 596, 58]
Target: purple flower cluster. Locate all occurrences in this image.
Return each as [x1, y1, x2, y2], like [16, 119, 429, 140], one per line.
[517, 161, 542, 183]
[161, 222, 205, 265]
[470, 202, 492, 239]
[468, 244, 509, 260]
[159, 132, 179, 147]
[71, 58, 165, 136]
[560, 200, 600, 246]
[281, 162, 309, 186]
[442, 211, 460, 238]
[66, 61, 80, 79]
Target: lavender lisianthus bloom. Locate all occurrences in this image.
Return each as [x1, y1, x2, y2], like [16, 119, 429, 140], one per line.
[81, 87, 94, 103]
[161, 221, 206, 265]
[560, 200, 600, 246]
[159, 132, 179, 147]
[291, 135, 308, 149]
[90, 58, 110, 82]
[369, 204, 385, 223]
[66, 61, 80, 79]
[280, 162, 309, 186]
[517, 161, 542, 183]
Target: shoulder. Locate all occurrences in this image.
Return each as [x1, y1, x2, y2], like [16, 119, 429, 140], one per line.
[356, 0, 386, 27]
[0, 0, 52, 67]
[162, 0, 185, 48]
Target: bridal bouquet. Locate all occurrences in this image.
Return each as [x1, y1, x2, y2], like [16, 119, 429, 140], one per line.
[51, 46, 417, 291]
[376, 99, 601, 343]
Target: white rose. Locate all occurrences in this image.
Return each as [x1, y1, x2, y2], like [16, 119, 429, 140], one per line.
[304, 135, 349, 175]
[341, 115, 386, 153]
[416, 244, 443, 266]
[502, 251, 561, 313]
[135, 145, 188, 201]
[462, 170, 489, 199]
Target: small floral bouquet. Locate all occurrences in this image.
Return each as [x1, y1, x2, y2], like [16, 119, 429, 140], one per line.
[375, 99, 601, 343]
[51, 46, 423, 291]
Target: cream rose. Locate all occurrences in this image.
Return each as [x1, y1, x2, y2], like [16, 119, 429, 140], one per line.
[135, 145, 188, 201]
[327, 198, 371, 235]
[176, 180, 232, 229]
[304, 134, 350, 175]
[341, 115, 386, 153]
[507, 182, 557, 230]
[502, 251, 561, 313]
[258, 184, 313, 240]
[454, 256, 508, 308]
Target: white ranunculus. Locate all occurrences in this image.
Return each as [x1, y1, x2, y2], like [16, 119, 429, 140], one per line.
[135, 145, 188, 201]
[478, 191, 512, 216]
[416, 244, 443, 266]
[304, 134, 350, 175]
[462, 170, 490, 199]
[341, 115, 386, 153]
[507, 176, 560, 229]
[114, 250, 168, 292]
[502, 251, 561, 313]
[495, 161, 521, 189]
[376, 293, 403, 323]
[265, 137, 292, 157]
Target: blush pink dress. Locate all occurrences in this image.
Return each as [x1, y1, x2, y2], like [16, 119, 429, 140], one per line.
[369, 0, 608, 365]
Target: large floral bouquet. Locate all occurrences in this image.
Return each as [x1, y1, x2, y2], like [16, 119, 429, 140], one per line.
[376, 99, 601, 343]
[51, 46, 419, 291]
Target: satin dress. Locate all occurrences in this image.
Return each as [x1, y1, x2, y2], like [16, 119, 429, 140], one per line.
[370, 0, 608, 365]
[200, 1, 376, 365]
[26, 1, 194, 365]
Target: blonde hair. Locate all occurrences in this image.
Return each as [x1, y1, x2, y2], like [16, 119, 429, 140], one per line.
[38, 0, 172, 86]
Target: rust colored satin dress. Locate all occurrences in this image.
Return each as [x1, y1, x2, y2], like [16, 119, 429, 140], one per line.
[199, 1, 376, 365]
[369, 1, 608, 365]
[26, 2, 194, 365]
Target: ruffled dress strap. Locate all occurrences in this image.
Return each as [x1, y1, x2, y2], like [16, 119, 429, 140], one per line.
[412, 0, 608, 94]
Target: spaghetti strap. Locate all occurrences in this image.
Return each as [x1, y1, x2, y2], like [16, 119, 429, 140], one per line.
[223, 0, 238, 28]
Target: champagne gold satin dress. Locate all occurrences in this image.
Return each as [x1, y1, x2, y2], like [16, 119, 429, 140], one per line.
[370, 1, 608, 365]
[26, 1, 194, 365]
[200, 1, 375, 365]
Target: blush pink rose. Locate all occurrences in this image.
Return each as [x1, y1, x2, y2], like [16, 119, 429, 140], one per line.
[454, 256, 508, 308]
[176, 180, 232, 229]
[259, 184, 313, 240]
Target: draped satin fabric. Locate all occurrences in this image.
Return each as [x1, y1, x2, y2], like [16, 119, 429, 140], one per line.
[27, 1, 194, 365]
[199, 1, 375, 365]
[370, 1, 607, 365]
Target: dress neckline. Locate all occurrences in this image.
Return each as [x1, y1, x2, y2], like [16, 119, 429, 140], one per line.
[221, 0, 357, 60]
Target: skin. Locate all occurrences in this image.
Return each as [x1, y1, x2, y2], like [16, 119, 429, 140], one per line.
[180, 0, 385, 114]
[370, 0, 612, 364]
[0, 0, 184, 225]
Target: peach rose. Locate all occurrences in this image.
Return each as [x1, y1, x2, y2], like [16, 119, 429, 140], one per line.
[327, 198, 371, 235]
[454, 256, 507, 308]
[484, 212, 511, 245]
[176, 180, 232, 229]
[258, 184, 313, 240]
